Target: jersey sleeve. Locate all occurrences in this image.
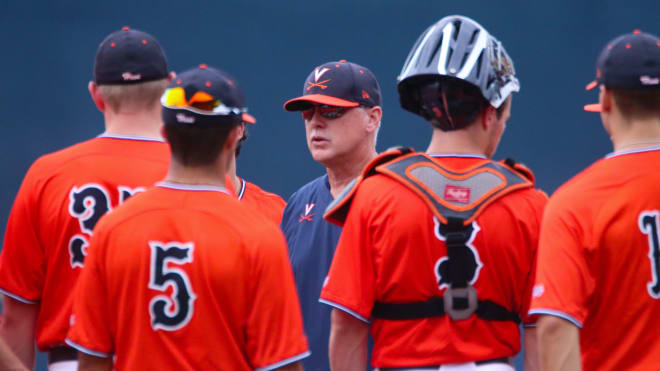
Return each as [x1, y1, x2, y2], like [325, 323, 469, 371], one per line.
[245, 225, 309, 369]
[65, 229, 113, 357]
[528, 194, 594, 327]
[0, 163, 46, 303]
[519, 189, 548, 326]
[319, 182, 377, 322]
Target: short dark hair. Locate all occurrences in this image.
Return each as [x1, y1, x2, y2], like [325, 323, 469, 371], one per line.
[611, 88, 660, 120]
[164, 122, 239, 167]
[408, 77, 508, 131]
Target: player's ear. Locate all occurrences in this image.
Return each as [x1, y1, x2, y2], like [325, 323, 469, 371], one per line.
[600, 85, 613, 113]
[88, 81, 105, 112]
[225, 124, 243, 151]
[364, 106, 382, 133]
[480, 105, 496, 131]
[599, 86, 613, 134]
[237, 123, 245, 138]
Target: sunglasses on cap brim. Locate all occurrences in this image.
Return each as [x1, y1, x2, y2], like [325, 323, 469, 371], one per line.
[161, 87, 248, 117]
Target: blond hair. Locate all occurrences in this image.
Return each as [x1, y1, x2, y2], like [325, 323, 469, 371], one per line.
[98, 78, 168, 113]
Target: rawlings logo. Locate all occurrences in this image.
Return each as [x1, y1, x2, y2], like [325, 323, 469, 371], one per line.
[122, 72, 142, 81]
[640, 75, 660, 85]
[176, 113, 195, 124]
[444, 185, 470, 204]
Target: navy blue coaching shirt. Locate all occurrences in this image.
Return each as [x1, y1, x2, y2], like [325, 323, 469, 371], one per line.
[281, 174, 339, 371]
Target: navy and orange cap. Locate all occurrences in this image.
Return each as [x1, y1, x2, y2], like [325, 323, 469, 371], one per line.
[283, 60, 382, 111]
[161, 64, 256, 126]
[584, 29, 660, 112]
[94, 26, 169, 85]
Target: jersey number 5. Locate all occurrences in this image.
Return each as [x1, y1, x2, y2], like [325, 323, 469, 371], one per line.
[148, 241, 197, 331]
[639, 211, 660, 299]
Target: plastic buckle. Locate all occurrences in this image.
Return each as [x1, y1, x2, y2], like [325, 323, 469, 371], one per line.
[443, 285, 477, 321]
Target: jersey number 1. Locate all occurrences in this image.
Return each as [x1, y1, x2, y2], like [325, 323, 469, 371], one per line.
[639, 211, 660, 299]
[148, 241, 197, 331]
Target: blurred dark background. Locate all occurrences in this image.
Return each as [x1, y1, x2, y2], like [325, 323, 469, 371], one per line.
[1, 0, 658, 369]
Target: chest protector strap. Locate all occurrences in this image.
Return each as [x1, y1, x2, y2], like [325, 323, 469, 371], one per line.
[324, 148, 533, 323]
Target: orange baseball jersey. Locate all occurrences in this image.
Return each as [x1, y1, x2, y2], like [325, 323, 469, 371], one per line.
[320, 155, 547, 368]
[530, 147, 660, 371]
[226, 175, 287, 225]
[0, 134, 169, 351]
[66, 183, 309, 370]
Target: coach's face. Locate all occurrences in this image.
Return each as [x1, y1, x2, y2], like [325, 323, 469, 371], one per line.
[303, 104, 377, 167]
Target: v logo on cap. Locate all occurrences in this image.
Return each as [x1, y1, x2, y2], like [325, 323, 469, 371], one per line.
[314, 67, 330, 82]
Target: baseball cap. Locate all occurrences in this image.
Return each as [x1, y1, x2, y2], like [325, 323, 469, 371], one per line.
[161, 64, 256, 126]
[584, 29, 660, 112]
[283, 60, 381, 111]
[94, 26, 169, 85]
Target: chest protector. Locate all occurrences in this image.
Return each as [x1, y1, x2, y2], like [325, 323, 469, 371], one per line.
[324, 147, 534, 323]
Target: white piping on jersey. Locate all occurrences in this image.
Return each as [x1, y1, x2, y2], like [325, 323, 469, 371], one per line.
[98, 133, 165, 143]
[255, 350, 312, 371]
[237, 178, 247, 201]
[319, 298, 370, 324]
[0, 288, 38, 304]
[428, 152, 488, 159]
[528, 308, 583, 328]
[156, 181, 230, 195]
[65, 338, 111, 358]
[605, 145, 660, 159]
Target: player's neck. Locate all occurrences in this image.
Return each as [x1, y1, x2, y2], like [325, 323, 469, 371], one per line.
[227, 154, 242, 192]
[325, 148, 377, 199]
[103, 107, 164, 139]
[610, 116, 660, 152]
[164, 158, 229, 189]
[426, 127, 488, 156]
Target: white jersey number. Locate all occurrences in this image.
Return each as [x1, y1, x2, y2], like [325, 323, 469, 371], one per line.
[148, 241, 197, 331]
[639, 210, 660, 299]
[67, 184, 145, 268]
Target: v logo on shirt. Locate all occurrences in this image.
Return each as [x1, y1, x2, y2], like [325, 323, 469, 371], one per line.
[298, 203, 316, 223]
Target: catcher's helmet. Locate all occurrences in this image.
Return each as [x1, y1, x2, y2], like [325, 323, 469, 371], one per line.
[398, 15, 519, 116]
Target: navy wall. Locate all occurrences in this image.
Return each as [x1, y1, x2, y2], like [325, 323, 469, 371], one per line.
[1, 1, 658, 369]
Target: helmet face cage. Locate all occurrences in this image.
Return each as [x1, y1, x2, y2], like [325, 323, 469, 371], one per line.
[398, 15, 519, 116]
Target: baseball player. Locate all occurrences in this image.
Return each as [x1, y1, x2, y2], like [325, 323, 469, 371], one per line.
[530, 30, 660, 370]
[319, 16, 547, 370]
[0, 27, 171, 370]
[281, 60, 382, 370]
[66, 64, 309, 371]
[226, 120, 287, 226]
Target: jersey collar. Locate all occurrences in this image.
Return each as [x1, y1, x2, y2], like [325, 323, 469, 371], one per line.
[605, 145, 660, 159]
[236, 178, 247, 200]
[428, 152, 488, 159]
[156, 181, 230, 194]
[98, 133, 165, 143]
